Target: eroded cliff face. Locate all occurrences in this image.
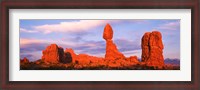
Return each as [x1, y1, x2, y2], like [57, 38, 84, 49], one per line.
[42, 44, 64, 63]
[141, 31, 164, 68]
[64, 48, 77, 63]
[103, 24, 125, 60]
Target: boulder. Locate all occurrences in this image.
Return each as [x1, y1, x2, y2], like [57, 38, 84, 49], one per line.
[103, 24, 113, 40]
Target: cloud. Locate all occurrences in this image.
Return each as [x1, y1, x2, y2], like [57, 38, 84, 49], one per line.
[20, 38, 76, 48]
[122, 50, 141, 58]
[20, 38, 45, 45]
[156, 21, 180, 30]
[20, 28, 38, 33]
[114, 38, 141, 57]
[23, 20, 147, 34]
[114, 38, 141, 52]
[74, 41, 106, 55]
[20, 38, 48, 54]
[20, 51, 42, 61]
[33, 20, 110, 34]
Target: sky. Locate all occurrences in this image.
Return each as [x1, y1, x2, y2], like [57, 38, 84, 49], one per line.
[20, 20, 180, 61]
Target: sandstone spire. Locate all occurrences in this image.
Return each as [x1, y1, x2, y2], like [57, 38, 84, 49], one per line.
[141, 31, 164, 67]
[103, 24, 125, 60]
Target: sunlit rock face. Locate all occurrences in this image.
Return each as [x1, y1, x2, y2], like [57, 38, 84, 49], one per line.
[42, 44, 64, 63]
[141, 31, 164, 68]
[103, 24, 113, 40]
[103, 24, 125, 60]
[64, 48, 77, 63]
[75, 54, 104, 65]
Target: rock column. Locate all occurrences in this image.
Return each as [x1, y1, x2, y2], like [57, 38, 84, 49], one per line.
[141, 31, 164, 67]
[103, 24, 125, 60]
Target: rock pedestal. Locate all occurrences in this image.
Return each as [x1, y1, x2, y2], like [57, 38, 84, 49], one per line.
[103, 24, 125, 60]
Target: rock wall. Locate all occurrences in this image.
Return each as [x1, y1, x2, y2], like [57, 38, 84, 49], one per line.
[141, 31, 164, 67]
[64, 48, 77, 63]
[42, 44, 65, 63]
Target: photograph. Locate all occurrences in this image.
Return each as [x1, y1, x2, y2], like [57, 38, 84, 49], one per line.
[20, 19, 180, 70]
[1, 0, 199, 89]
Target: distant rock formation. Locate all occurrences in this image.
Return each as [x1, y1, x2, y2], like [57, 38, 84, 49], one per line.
[103, 24, 125, 60]
[20, 57, 29, 63]
[42, 44, 65, 63]
[141, 31, 164, 67]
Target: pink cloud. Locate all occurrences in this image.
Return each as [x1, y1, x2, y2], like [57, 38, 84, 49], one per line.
[122, 50, 141, 58]
[34, 20, 112, 34]
[156, 21, 180, 30]
[20, 38, 76, 47]
[20, 28, 38, 33]
[22, 20, 147, 34]
[20, 38, 45, 45]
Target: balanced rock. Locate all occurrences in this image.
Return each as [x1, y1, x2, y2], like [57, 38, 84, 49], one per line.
[141, 31, 164, 67]
[103, 24, 113, 40]
[103, 24, 125, 60]
[42, 44, 64, 63]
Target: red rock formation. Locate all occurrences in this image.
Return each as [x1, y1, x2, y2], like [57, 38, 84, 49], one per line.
[20, 57, 29, 63]
[64, 48, 77, 63]
[128, 56, 139, 63]
[103, 24, 113, 40]
[103, 24, 125, 60]
[141, 32, 151, 62]
[42, 44, 64, 63]
[141, 31, 164, 67]
[75, 54, 104, 65]
[76, 54, 91, 64]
